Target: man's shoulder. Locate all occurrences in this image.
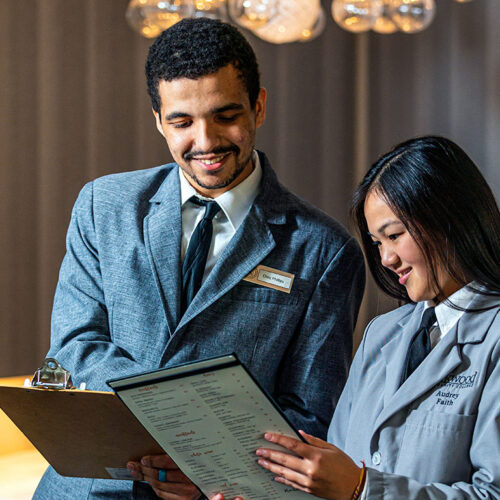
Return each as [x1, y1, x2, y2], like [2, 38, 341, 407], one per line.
[286, 189, 350, 234]
[258, 152, 353, 246]
[92, 163, 176, 195]
[73, 163, 177, 212]
[264, 181, 355, 255]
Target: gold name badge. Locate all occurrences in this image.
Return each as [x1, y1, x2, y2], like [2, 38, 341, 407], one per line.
[243, 265, 294, 293]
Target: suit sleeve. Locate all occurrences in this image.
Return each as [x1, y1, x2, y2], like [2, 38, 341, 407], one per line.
[46, 182, 145, 390]
[274, 236, 365, 439]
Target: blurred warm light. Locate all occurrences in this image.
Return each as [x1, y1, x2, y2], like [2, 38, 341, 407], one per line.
[389, 0, 436, 33]
[126, 0, 472, 42]
[372, 0, 398, 33]
[299, 7, 326, 42]
[332, 0, 383, 33]
[227, 0, 277, 30]
[126, 0, 193, 38]
[252, 0, 321, 44]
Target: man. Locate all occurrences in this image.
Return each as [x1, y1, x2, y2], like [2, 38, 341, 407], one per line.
[34, 17, 364, 500]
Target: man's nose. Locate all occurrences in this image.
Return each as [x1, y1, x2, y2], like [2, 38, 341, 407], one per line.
[193, 121, 218, 152]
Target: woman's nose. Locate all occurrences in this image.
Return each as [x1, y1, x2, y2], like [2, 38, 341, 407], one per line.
[380, 245, 399, 269]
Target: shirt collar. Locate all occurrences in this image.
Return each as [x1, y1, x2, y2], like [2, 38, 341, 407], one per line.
[424, 283, 476, 336]
[178, 150, 262, 232]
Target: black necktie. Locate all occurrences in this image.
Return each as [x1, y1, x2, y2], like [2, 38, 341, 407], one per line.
[181, 198, 221, 315]
[400, 307, 436, 386]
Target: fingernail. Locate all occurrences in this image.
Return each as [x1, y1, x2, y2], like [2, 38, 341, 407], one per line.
[256, 449, 263, 456]
[141, 458, 148, 466]
[264, 432, 273, 441]
[258, 459, 267, 466]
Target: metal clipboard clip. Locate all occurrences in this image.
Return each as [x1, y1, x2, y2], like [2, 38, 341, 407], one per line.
[26, 358, 86, 390]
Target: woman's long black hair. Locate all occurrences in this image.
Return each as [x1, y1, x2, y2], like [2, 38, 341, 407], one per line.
[351, 136, 500, 304]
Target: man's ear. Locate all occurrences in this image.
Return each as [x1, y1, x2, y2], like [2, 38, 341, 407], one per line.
[153, 109, 165, 138]
[255, 88, 267, 129]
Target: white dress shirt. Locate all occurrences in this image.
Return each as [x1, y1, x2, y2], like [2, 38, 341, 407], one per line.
[426, 283, 476, 348]
[179, 150, 262, 283]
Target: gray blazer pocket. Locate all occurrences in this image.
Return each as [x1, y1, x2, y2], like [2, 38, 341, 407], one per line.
[396, 410, 476, 483]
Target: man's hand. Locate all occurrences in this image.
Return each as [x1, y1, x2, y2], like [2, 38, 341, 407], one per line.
[255, 431, 360, 500]
[127, 454, 202, 500]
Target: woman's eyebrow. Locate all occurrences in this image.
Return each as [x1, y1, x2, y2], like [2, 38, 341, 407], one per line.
[372, 220, 401, 236]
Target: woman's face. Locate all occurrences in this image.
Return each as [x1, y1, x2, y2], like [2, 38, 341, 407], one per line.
[364, 190, 461, 303]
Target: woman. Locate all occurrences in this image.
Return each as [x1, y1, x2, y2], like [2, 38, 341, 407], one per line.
[215, 136, 500, 499]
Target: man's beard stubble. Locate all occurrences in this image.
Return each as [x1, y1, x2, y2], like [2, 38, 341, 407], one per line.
[182, 146, 254, 192]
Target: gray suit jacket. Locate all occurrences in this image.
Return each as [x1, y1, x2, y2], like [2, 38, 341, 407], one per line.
[328, 293, 500, 499]
[35, 152, 364, 499]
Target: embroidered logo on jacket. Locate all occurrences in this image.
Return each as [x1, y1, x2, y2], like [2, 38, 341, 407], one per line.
[440, 371, 478, 389]
[433, 371, 478, 406]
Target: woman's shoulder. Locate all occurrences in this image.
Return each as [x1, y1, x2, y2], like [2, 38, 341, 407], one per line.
[367, 302, 418, 331]
[357, 302, 420, 357]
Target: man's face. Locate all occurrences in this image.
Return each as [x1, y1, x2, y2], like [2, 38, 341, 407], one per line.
[154, 64, 266, 198]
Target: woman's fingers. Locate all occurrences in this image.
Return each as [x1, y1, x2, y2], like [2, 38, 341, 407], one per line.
[298, 430, 333, 449]
[257, 455, 311, 489]
[256, 447, 304, 471]
[274, 475, 313, 494]
[263, 432, 314, 458]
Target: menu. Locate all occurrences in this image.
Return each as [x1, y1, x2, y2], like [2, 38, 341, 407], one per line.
[108, 354, 317, 499]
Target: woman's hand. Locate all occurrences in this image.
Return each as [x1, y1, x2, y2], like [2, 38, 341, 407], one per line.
[256, 430, 360, 500]
[210, 494, 243, 500]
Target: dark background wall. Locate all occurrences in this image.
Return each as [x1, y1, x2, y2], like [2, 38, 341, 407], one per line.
[0, 0, 498, 376]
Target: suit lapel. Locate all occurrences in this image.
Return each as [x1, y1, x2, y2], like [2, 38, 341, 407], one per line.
[144, 169, 182, 335]
[176, 201, 277, 331]
[380, 307, 421, 409]
[175, 152, 285, 332]
[373, 290, 500, 433]
[374, 327, 462, 432]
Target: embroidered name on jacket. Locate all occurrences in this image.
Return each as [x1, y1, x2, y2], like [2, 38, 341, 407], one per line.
[433, 371, 478, 406]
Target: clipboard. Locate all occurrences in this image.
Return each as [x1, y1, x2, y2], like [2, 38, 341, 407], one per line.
[0, 360, 164, 479]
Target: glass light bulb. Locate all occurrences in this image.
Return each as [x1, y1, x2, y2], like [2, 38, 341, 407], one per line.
[299, 6, 326, 42]
[388, 0, 436, 33]
[126, 0, 194, 38]
[372, 0, 398, 33]
[331, 0, 384, 33]
[228, 0, 278, 30]
[193, 0, 228, 21]
[252, 0, 321, 44]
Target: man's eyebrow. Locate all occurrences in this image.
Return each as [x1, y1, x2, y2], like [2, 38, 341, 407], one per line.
[165, 112, 191, 121]
[213, 103, 244, 113]
[165, 103, 244, 122]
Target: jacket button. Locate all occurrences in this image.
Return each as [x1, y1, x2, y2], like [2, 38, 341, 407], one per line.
[372, 451, 381, 465]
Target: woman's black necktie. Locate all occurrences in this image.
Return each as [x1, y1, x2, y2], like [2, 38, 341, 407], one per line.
[400, 307, 436, 386]
[181, 197, 221, 315]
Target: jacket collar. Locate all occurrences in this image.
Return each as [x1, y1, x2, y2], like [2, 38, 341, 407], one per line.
[373, 292, 499, 438]
[145, 152, 287, 336]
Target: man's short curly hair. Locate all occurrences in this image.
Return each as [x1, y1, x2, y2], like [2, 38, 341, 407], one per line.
[145, 18, 261, 113]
